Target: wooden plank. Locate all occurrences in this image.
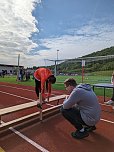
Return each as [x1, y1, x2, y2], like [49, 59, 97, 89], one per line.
[0, 95, 67, 116]
[49, 94, 67, 101]
[0, 101, 37, 116]
[0, 112, 40, 128]
[0, 147, 5, 152]
[0, 104, 62, 132]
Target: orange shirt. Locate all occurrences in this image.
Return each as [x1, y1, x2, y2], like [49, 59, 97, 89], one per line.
[34, 68, 53, 98]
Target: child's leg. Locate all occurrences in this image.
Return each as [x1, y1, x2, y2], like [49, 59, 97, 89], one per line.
[35, 79, 41, 98]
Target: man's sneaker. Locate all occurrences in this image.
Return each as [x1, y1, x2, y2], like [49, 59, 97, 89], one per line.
[104, 100, 114, 105]
[71, 130, 89, 139]
[85, 126, 96, 132]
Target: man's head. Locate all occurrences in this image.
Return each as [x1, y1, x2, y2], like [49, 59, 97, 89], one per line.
[48, 75, 56, 84]
[64, 78, 77, 94]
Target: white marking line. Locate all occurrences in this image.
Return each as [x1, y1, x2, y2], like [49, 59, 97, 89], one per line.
[0, 84, 35, 92]
[101, 118, 114, 124]
[0, 90, 57, 109]
[0, 90, 57, 106]
[1, 121, 49, 152]
[10, 127, 49, 152]
[0, 90, 35, 101]
[0, 84, 55, 96]
[100, 103, 108, 106]
[99, 102, 114, 110]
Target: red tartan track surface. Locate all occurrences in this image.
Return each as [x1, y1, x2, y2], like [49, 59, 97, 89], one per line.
[0, 82, 114, 152]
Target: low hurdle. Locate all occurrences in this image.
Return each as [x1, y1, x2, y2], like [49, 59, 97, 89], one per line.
[0, 94, 67, 133]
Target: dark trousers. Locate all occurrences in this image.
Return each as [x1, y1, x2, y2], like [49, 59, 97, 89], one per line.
[35, 79, 41, 98]
[60, 106, 88, 130]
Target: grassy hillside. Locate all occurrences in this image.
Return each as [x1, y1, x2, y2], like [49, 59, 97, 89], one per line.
[48, 46, 114, 75]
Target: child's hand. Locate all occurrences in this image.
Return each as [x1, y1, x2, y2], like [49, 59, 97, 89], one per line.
[47, 96, 49, 102]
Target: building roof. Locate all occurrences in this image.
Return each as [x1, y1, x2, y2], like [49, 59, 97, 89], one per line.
[0, 64, 24, 68]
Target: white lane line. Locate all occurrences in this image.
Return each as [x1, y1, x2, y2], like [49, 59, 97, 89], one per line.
[0, 90, 35, 101]
[0, 84, 55, 96]
[100, 102, 112, 107]
[10, 127, 50, 152]
[1, 121, 50, 152]
[0, 84, 35, 92]
[101, 118, 114, 124]
[0, 90, 57, 107]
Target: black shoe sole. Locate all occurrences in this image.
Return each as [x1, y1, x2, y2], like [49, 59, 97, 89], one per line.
[71, 132, 89, 139]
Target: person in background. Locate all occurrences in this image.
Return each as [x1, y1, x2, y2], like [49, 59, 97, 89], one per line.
[105, 71, 114, 105]
[34, 68, 56, 102]
[60, 78, 101, 139]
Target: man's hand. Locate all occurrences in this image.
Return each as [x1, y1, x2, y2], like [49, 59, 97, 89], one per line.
[65, 95, 69, 99]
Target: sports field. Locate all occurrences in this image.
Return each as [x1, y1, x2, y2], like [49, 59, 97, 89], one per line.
[0, 81, 114, 152]
[0, 74, 113, 97]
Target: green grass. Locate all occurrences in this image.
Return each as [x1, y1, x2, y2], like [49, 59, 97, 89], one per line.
[0, 75, 112, 97]
[0, 76, 35, 86]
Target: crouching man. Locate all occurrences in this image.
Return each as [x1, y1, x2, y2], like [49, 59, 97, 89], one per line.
[60, 78, 101, 139]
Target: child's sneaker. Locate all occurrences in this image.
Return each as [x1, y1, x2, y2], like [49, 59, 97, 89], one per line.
[37, 103, 42, 109]
[71, 130, 89, 139]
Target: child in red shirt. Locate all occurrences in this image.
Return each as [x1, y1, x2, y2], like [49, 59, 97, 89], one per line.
[34, 68, 56, 101]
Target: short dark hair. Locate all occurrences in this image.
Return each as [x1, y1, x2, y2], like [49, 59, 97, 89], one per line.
[48, 75, 56, 84]
[64, 78, 77, 87]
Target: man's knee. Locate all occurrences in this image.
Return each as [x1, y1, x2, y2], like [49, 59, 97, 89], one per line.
[60, 106, 64, 113]
[60, 106, 69, 118]
[60, 106, 66, 115]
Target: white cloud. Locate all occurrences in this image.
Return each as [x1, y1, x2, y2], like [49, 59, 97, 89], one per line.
[0, 0, 114, 68]
[0, 0, 41, 66]
[38, 23, 114, 64]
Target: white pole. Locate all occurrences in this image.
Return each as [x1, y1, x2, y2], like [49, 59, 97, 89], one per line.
[57, 50, 59, 75]
[55, 61, 57, 76]
[57, 50, 59, 64]
[81, 60, 85, 83]
[17, 54, 20, 81]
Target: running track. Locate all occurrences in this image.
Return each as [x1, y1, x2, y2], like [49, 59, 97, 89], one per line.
[0, 82, 114, 152]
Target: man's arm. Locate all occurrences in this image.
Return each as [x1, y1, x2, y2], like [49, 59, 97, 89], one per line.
[63, 89, 80, 109]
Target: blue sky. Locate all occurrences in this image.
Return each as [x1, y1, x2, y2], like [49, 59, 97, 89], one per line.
[0, 0, 114, 67]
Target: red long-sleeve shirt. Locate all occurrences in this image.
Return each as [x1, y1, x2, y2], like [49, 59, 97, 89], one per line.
[34, 68, 53, 98]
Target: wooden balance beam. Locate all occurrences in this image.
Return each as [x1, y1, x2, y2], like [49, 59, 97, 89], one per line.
[0, 94, 66, 116]
[0, 94, 67, 132]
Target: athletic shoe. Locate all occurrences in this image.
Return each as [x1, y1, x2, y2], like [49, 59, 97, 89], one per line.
[42, 100, 47, 103]
[104, 100, 114, 105]
[71, 130, 89, 139]
[37, 103, 42, 109]
[85, 126, 96, 132]
[36, 99, 46, 104]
